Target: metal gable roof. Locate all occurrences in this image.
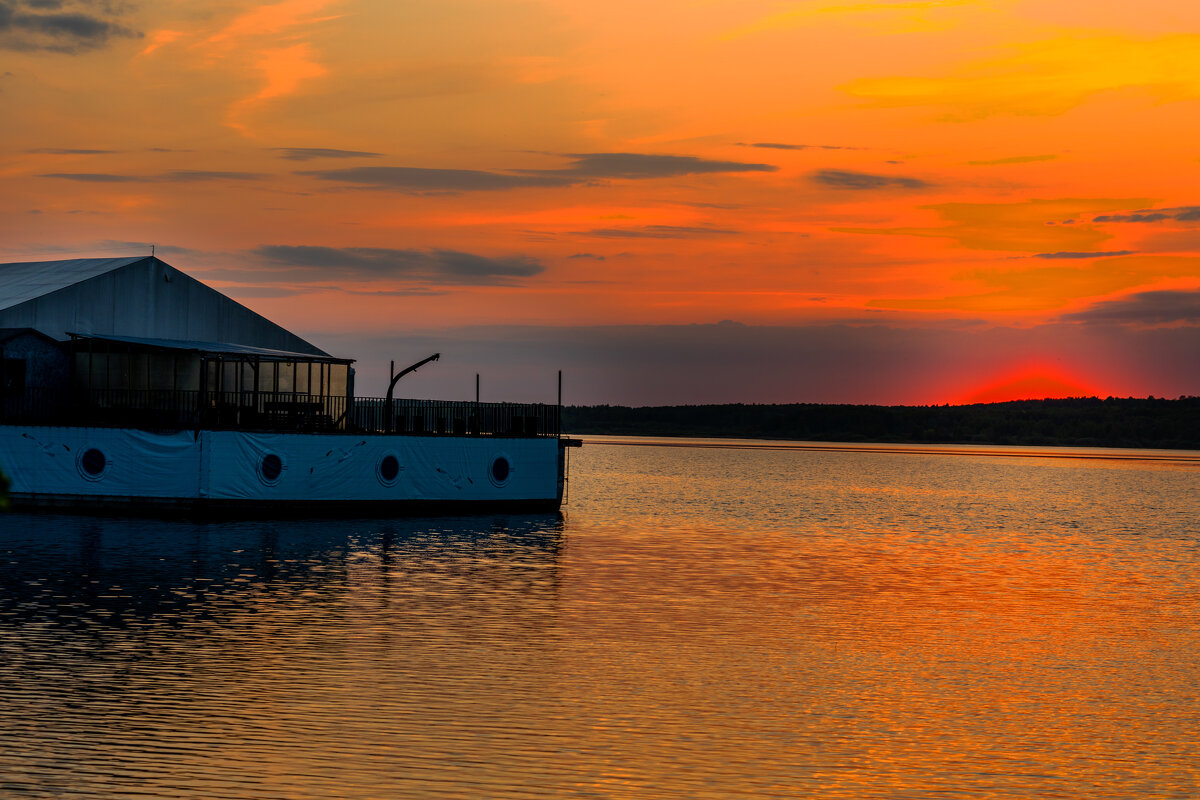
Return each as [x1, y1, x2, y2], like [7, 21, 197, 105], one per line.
[0, 256, 152, 312]
[69, 332, 354, 363]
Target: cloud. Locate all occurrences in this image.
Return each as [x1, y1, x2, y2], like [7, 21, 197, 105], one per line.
[96, 241, 200, 257]
[201, 0, 341, 50]
[27, 147, 119, 154]
[869, 255, 1200, 313]
[273, 147, 384, 161]
[577, 225, 740, 239]
[226, 42, 327, 134]
[837, 198, 1151, 252]
[738, 142, 857, 151]
[843, 34, 1200, 119]
[39, 171, 266, 183]
[217, 286, 305, 299]
[0, 0, 141, 53]
[301, 152, 776, 192]
[1035, 251, 1136, 259]
[1062, 289, 1200, 325]
[811, 169, 928, 190]
[162, 170, 266, 182]
[968, 155, 1057, 166]
[299, 166, 573, 191]
[39, 172, 140, 182]
[1094, 207, 1200, 223]
[253, 245, 545, 285]
[541, 152, 777, 179]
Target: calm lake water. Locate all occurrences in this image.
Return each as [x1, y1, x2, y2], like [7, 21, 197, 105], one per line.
[2, 437, 1199, 799]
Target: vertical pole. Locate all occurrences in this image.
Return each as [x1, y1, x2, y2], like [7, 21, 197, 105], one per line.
[475, 373, 480, 436]
[557, 370, 562, 437]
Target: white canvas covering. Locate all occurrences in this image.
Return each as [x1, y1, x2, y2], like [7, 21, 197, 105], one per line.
[0, 426, 560, 506]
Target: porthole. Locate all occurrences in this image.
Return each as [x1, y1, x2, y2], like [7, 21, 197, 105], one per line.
[259, 453, 284, 485]
[77, 448, 108, 481]
[489, 454, 511, 487]
[377, 453, 401, 487]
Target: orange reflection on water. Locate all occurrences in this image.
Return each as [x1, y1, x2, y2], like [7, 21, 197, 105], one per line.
[1, 442, 1197, 799]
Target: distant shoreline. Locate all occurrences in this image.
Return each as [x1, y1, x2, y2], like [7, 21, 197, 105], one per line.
[562, 397, 1200, 451]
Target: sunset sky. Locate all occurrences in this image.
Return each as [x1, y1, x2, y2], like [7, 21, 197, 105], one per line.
[2, 0, 1199, 404]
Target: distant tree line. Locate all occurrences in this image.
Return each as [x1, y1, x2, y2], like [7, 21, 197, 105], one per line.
[563, 397, 1200, 450]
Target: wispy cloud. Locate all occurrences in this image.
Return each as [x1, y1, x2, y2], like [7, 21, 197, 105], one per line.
[738, 142, 859, 151]
[200, 0, 342, 51]
[299, 166, 573, 191]
[253, 245, 546, 285]
[227, 42, 327, 134]
[538, 152, 777, 179]
[39, 172, 140, 183]
[26, 147, 119, 155]
[1035, 251, 1136, 259]
[1095, 207, 1200, 223]
[811, 169, 929, 190]
[836, 198, 1149, 252]
[40, 171, 266, 183]
[273, 147, 384, 161]
[302, 152, 777, 192]
[968, 154, 1057, 166]
[576, 225, 740, 239]
[137, 0, 344, 135]
[843, 34, 1200, 119]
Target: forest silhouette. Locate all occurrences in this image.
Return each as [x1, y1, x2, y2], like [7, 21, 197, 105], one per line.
[564, 397, 1200, 450]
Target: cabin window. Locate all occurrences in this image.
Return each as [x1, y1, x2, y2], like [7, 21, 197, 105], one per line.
[377, 453, 401, 486]
[79, 448, 107, 479]
[260, 453, 284, 484]
[490, 455, 511, 486]
[1, 359, 25, 393]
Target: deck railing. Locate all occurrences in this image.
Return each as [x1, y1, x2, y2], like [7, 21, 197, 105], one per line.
[0, 388, 559, 437]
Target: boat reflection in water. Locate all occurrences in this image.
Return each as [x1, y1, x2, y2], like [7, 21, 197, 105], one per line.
[0, 512, 570, 800]
[0, 512, 565, 625]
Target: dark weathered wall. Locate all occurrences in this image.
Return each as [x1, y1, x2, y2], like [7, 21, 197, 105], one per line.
[1, 333, 69, 391]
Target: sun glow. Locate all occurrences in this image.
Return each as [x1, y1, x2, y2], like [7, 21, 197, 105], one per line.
[957, 364, 1101, 404]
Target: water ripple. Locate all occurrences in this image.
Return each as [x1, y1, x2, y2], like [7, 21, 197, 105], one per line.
[2, 442, 1198, 798]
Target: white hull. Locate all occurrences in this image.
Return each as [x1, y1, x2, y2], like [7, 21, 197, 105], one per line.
[0, 426, 564, 516]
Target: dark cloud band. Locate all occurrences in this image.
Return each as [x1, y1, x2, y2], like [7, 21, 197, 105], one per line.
[40, 171, 266, 183]
[300, 152, 777, 192]
[1061, 289, 1200, 325]
[0, 0, 141, 53]
[577, 225, 740, 239]
[273, 148, 384, 161]
[1094, 207, 1200, 223]
[811, 169, 928, 190]
[1035, 250, 1136, 259]
[252, 245, 545, 286]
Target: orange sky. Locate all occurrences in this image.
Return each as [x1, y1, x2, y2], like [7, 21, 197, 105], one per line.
[2, 0, 1198, 403]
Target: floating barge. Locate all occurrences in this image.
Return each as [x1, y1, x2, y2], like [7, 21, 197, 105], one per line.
[0, 256, 577, 516]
